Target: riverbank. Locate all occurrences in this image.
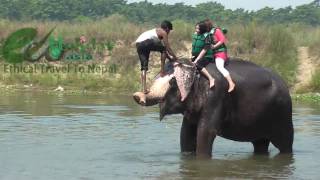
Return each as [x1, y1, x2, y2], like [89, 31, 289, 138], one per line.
[292, 93, 320, 103]
[0, 83, 132, 95]
[1, 83, 320, 104]
[0, 67, 141, 95]
[0, 17, 319, 101]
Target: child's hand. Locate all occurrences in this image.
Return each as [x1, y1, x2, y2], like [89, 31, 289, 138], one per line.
[167, 54, 173, 60]
[193, 59, 198, 64]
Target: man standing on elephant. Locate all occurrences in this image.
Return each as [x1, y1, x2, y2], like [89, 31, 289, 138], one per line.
[135, 20, 178, 94]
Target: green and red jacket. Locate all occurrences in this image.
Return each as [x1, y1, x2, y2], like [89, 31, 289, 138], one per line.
[191, 32, 213, 59]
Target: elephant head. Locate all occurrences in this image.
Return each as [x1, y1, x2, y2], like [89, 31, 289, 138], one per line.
[133, 59, 197, 119]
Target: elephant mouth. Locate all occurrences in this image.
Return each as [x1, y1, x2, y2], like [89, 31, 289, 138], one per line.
[159, 102, 166, 121]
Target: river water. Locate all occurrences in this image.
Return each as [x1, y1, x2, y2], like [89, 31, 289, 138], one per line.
[0, 92, 319, 180]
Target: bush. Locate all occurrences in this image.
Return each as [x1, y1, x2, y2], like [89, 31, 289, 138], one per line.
[310, 69, 320, 91]
[260, 25, 298, 86]
[309, 30, 320, 58]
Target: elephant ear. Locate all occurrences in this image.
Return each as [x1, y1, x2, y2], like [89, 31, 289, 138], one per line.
[173, 63, 196, 101]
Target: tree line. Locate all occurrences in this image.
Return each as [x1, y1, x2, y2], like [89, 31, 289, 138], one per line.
[0, 0, 319, 25]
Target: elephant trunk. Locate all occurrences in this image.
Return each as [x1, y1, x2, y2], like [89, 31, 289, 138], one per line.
[133, 92, 161, 106]
[133, 74, 173, 106]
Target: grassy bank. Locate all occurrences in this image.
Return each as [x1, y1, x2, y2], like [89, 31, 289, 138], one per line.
[291, 24, 320, 92]
[0, 62, 140, 93]
[309, 28, 320, 92]
[0, 16, 319, 96]
[228, 23, 298, 86]
[292, 93, 320, 103]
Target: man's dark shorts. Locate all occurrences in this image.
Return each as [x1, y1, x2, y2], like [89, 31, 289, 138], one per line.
[192, 56, 213, 71]
[136, 39, 166, 71]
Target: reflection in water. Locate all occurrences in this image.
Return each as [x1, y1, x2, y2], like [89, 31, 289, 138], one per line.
[0, 91, 157, 117]
[0, 92, 319, 180]
[176, 154, 294, 179]
[293, 102, 320, 137]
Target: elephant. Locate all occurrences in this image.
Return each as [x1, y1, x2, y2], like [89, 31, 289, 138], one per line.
[133, 58, 294, 158]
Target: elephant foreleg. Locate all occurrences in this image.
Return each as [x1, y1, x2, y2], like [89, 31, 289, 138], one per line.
[195, 102, 222, 158]
[196, 121, 216, 158]
[252, 138, 270, 154]
[180, 118, 197, 154]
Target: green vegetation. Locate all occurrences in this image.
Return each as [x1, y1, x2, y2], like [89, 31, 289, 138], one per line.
[220, 23, 298, 86]
[263, 26, 297, 85]
[0, 16, 319, 92]
[307, 28, 320, 92]
[0, 15, 144, 92]
[0, 62, 140, 93]
[0, 1, 319, 99]
[309, 29, 320, 58]
[292, 93, 320, 103]
[0, 0, 319, 26]
[310, 71, 320, 91]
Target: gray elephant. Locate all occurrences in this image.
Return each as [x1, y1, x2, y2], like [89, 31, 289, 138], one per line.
[133, 58, 293, 158]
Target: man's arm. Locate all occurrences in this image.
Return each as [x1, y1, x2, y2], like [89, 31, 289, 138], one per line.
[157, 28, 178, 76]
[159, 30, 178, 61]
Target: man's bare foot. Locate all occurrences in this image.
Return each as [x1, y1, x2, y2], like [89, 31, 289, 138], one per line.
[228, 82, 235, 92]
[209, 79, 215, 88]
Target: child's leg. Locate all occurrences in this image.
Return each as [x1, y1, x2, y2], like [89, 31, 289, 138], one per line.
[195, 57, 215, 88]
[215, 57, 235, 92]
[201, 68, 215, 88]
[225, 75, 235, 92]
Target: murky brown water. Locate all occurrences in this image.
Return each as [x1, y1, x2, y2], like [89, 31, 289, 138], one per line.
[0, 92, 319, 179]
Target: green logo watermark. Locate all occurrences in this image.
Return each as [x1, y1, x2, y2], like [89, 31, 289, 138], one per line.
[2, 27, 54, 63]
[2, 27, 115, 63]
[3, 63, 117, 74]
